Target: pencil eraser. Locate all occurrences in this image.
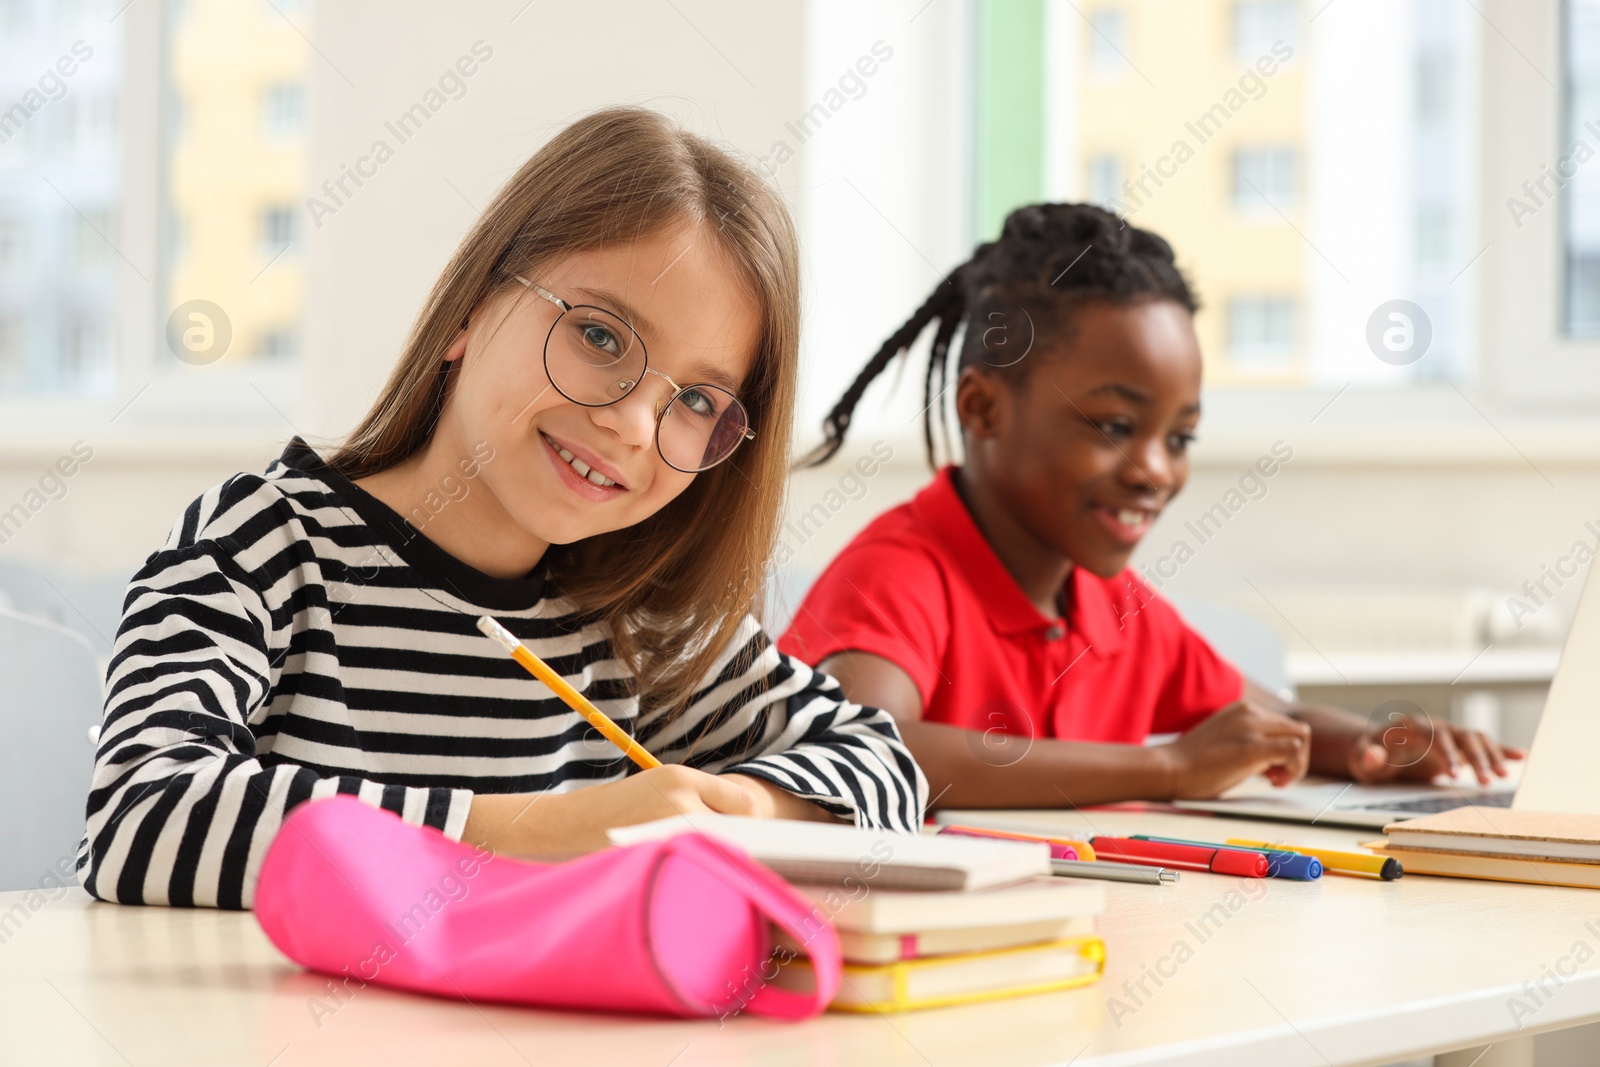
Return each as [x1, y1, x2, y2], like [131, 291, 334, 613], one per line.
[475, 615, 520, 653]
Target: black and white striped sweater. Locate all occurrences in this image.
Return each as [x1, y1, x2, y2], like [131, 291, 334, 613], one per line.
[80, 439, 927, 909]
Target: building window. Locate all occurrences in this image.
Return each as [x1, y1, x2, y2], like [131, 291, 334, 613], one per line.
[57, 311, 112, 393]
[1087, 8, 1129, 75]
[1233, 0, 1297, 62]
[1415, 207, 1453, 266]
[262, 83, 304, 137]
[1232, 146, 1297, 209]
[1086, 155, 1124, 210]
[0, 217, 23, 276]
[0, 4, 122, 396]
[0, 0, 28, 38]
[1564, 0, 1600, 336]
[1227, 296, 1297, 365]
[256, 327, 297, 359]
[259, 205, 294, 258]
[0, 316, 23, 389]
[73, 210, 113, 271]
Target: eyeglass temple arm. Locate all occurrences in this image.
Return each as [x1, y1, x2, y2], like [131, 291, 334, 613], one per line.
[512, 275, 570, 312]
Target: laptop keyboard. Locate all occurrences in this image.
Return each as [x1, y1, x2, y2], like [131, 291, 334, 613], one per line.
[1352, 792, 1515, 815]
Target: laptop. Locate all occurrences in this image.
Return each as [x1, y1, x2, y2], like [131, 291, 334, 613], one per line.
[1170, 559, 1600, 830]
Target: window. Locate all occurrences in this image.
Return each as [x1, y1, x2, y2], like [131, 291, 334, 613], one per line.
[72, 209, 113, 271]
[259, 205, 294, 258]
[57, 310, 111, 393]
[157, 3, 313, 386]
[1415, 51, 1454, 124]
[1415, 207, 1453, 267]
[256, 327, 296, 359]
[0, 217, 22, 275]
[262, 83, 303, 137]
[0, 316, 22, 389]
[1232, 0, 1297, 63]
[1087, 155, 1124, 210]
[61, 93, 117, 156]
[0, 0, 27, 38]
[0, 4, 123, 398]
[1227, 297, 1296, 367]
[981, 0, 1483, 392]
[1565, 0, 1600, 337]
[1087, 8, 1128, 76]
[1232, 146, 1296, 210]
[168, 94, 187, 142]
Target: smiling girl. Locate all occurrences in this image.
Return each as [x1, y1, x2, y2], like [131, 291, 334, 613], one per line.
[81, 108, 925, 909]
[778, 203, 1519, 809]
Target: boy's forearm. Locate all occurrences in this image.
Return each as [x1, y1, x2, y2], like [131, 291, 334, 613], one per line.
[1287, 704, 1367, 777]
[900, 720, 1176, 809]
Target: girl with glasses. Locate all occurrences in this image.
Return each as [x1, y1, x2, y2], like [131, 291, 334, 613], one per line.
[81, 107, 926, 909]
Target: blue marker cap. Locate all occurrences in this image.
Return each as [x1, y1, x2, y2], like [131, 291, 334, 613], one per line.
[1262, 849, 1321, 881]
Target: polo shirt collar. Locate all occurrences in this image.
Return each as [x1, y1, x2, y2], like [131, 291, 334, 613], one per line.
[912, 466, 1124, 652]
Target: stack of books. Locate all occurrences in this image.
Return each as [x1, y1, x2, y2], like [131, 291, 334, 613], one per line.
[774, 878, 1105, 1013]
[1368, 807, 1600, 889]
[609, 813, 1106, 1012]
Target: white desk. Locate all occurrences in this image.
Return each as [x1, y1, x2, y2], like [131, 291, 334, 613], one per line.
[6, 808, 1599, 1067]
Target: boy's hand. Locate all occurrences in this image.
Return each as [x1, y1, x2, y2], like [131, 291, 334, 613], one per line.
[1346, 712, 1526, 785]
[1158, 701, 1312, 799]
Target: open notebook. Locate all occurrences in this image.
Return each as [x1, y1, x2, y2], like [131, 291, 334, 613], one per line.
[607, 814, 1050, 891]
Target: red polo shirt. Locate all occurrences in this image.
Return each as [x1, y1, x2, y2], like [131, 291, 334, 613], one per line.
[777, 466, 1243, 743]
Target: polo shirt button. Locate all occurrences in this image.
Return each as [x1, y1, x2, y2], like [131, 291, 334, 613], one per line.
[1046, 624, 1064, 640]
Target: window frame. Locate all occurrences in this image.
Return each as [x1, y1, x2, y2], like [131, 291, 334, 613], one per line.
[1475, 0, 1600, 406]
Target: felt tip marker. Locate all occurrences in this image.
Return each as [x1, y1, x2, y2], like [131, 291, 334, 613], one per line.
[1089, 836, 1268, 878]
[1129, 835, 1321, 880]
[1226, 838, 1403, 881]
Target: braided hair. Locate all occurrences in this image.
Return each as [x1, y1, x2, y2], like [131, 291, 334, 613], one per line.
[804, 202, 1198, 467]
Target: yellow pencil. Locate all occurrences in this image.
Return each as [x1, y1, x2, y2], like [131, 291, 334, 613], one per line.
[476, 615, 661, 770]
[1225, 838, 1403, 881]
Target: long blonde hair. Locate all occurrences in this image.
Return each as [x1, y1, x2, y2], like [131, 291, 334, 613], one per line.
[329, 107, 800, 716]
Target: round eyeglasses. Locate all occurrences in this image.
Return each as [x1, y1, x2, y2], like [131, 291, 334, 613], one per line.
[513, 276, 755, 473]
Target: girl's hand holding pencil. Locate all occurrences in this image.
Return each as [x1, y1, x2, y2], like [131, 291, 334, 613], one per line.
[464, 616, 828, 854]
[463, 765, 763, 854]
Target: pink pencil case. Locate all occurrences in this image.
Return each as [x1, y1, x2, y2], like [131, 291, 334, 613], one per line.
[255, 796, 840, 1020]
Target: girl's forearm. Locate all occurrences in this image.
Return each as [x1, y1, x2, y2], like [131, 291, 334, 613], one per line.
[722, 773, 843, 822]
[461, 791, 577, 854]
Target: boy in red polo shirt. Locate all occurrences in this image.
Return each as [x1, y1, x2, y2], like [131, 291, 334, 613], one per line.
[779, 204, 1521, 808]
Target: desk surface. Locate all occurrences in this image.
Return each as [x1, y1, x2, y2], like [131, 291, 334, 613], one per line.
[6, 808, 1600, 1067]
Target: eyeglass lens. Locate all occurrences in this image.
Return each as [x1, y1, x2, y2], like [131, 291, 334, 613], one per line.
[544, 305, 749, 472]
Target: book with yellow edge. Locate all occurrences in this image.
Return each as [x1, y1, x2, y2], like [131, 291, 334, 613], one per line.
[790, 876, 1104, 933]
[1364, 840, 1600, 889]
[1367, 806, 1600, 888]
[774, 915, 1097, 965]
[772, 935, 1106, 1013]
